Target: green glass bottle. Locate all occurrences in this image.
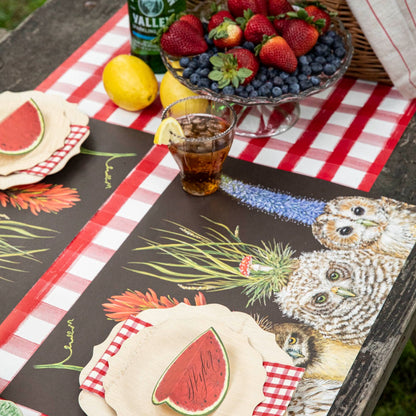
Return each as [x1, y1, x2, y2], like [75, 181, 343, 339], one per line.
[127, 0, 187, 73]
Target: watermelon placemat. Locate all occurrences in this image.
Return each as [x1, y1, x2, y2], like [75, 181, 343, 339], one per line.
[36, 4, 416, 192]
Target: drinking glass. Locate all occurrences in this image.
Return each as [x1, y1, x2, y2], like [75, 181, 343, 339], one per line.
[162, 95, 237, 196]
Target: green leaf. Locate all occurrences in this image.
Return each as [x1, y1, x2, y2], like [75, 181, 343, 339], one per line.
[218, 78, 231, 89]
[208, 70, 224, 81]
[210, 54, 226, 67]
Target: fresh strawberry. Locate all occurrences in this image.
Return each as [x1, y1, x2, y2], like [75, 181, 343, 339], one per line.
[268, 0, 293, 16]
[208, 10, 235, 32]
[255, 35, 297, 73]
[283, 9, 323, 56]
[157, 16, 208, 56]
[209, 48, 259, 88]
[179, 14, 204, 37]
[272, 15, 291, 35]
[209, 18, 243, 49]
[304, 3, 332, 33]
[236, 10, 276, 44]
[227, 0, 268, 18]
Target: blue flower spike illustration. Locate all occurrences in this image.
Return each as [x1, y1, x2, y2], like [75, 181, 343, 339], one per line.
[220, 175, 416, 258]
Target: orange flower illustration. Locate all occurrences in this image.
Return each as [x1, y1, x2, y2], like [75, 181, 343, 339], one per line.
[103, 288, 207, 321]
[0, 183, 80, 215]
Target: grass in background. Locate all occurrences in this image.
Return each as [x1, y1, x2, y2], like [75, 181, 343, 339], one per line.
[0, 0, 47, 30]
[373, 341, 416, 415]
[1, 0, 416, 414]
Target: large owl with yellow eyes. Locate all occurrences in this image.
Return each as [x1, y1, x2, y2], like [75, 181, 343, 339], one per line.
[275, 249, 404, 345]
[312, 196, 416, 259]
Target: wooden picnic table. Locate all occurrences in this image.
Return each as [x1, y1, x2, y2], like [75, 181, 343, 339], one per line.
[0, 1, 415, 415]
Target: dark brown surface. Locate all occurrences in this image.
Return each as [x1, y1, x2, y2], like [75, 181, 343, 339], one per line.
[0, 1, 416, 415]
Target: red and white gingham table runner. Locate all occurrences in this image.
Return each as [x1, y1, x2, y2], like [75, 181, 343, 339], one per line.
[36, 4, 416, 192]
[80, 314, 304, 416]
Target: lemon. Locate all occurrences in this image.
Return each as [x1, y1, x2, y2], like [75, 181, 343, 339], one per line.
[102, 54, 158, 112]
[160, 72, 207, 113]
[154, 117, 184, 145]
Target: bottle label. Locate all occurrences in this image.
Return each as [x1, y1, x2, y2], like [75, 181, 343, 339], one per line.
[128, 0, 186, 55]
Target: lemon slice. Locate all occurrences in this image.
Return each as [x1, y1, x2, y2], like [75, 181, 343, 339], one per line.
[154, 117, 185, 145]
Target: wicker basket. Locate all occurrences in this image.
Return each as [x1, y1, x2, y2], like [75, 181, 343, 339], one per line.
[321, 0, 392, 84]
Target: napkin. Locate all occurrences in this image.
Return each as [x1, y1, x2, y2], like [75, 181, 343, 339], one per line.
[80, 314, 305, 416]
[346, 0, 416, 98]
[19, 125, 90, 177]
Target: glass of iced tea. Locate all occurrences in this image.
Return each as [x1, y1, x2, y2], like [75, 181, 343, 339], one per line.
[162, 95, 237, 196]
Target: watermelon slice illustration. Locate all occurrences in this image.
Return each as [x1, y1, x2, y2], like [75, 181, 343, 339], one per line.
[0, 98, 45, 155]
[152, 327, 230, 415]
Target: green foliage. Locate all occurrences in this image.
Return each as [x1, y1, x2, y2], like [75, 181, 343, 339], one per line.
[0, 0, 47, 30]
[373, 341, 416, 416]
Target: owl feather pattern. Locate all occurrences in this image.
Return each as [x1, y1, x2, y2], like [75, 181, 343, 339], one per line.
[275, 249, 404, 345]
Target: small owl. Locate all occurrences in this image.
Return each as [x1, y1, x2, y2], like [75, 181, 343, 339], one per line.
[275, 249, 404, 345]
[312, 196, 416, 258]
[287, 378, 342, 416]
[272, 322, 360, 381]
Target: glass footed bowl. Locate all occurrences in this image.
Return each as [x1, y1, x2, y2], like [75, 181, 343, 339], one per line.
[161, 16, 353, 138]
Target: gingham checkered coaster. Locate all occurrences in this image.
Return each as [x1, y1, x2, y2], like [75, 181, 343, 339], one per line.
[80, 314, 305, 415]
[20, 125, 90, 177]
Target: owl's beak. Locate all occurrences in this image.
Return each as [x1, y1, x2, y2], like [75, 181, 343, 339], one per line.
[356, 219, 379, 228]
[331, 286, 356, 298]
[287, 349, 305, 359]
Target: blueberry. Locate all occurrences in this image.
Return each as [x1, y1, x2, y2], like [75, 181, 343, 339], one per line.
[285, 76, 298, 85]
[198, 78, 211, 88]
[289, 83, 300, 94]
[222, 85, 235, 95]
[334, 47, 346, 58]
[258, 73, 268, 82]
[310, 76, 320, 86]
[188, 60, 199, 69]
[281, 84, 289, 94]
[272, 86, 282, 97]
[199, 68, 210, 77]
[300, 64, 312, 76]
[179, 57, 190, 67]
[190, 73, 200, 85]
[314, 43, 330, 56]
[249, 90, 259, 98]
[252, 79, 263, 88]
[320, 34, 334, 46]
[258, 84, 272, 96]
[264, 81, 273, 89]
[299, 79, 313, 90]
[298, 55, 309, 65]
[327, 30, 337, 37]
[311, 62, 323, 74]
[235, 85, 246, 95]
[314, 56, 326, 65]
[210, 82, 220, 92]
[182, 67, 193, 78]
[242, 41, 255, 52]
[297, 73, 308, 81]
[267, 67, 278, 79]
[272, 76, 283, 86]
[279, 71, 290, 80]
[199, 53, 211, 67]
[323, 63, 336, 76]
[245, 84, 254, 93]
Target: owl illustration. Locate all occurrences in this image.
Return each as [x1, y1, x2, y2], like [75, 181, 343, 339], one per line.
[220, 176, 416, 258]
[272, 322, 360, 381]
[275, 249, 404, 345]
[312, 196, 416, 258]
[287, 378, 342, 416]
